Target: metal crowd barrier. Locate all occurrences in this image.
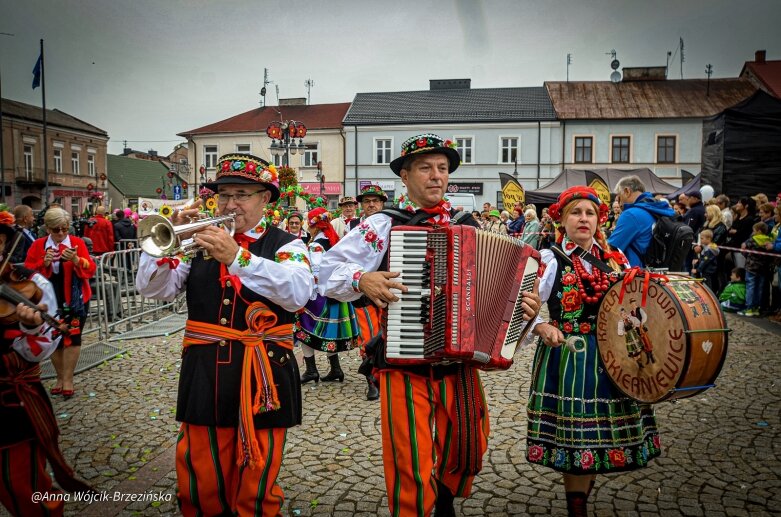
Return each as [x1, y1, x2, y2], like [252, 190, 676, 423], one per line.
[90, 247, 186, 342]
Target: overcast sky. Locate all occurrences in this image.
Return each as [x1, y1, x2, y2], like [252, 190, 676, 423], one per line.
[2, 0, 779, 156]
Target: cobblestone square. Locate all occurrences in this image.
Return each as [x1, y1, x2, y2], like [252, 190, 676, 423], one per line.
[3, 313, 778, 516]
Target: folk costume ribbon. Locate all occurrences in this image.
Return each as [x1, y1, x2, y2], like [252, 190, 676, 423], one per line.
[0, 353, 94, 494]
[618, 266, 669, 308]
[183, 303, 293, 469]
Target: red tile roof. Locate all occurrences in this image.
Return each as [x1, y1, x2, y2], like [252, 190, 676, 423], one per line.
[545, 79, 756, 120]
[178, 103, 351, 137]
[741, 60, 781, 98]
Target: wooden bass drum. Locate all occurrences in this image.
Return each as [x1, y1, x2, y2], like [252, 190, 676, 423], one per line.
[596, 274, 728, 403]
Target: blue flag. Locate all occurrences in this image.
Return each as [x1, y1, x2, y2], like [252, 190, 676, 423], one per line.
[32, 53, 42, 89]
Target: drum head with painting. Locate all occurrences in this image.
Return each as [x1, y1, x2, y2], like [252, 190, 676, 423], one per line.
[596, 275, 727, 403]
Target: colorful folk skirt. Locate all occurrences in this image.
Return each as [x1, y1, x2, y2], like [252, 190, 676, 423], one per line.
[293, 295, 359, 353]
[526, 334, 661, 474]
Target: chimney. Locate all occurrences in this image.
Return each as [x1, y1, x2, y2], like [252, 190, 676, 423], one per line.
[279, 98, 307, 106]
[621, 66, 667, 82]
[429, 79, 471, 90]
[148, 149, 158, 157]
[122, 147, 131, 155]
[755, 50, 766, 63]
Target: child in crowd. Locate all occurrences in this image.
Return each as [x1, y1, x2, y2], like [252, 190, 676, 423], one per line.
[719, 267, 747, 313]
[692, 229, 719, 292]
[739, 222, 774, 317]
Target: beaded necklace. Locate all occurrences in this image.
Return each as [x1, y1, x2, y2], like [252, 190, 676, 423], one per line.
[567, 241, 609, 305]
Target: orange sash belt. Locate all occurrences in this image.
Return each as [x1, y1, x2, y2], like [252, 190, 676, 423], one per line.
[183, 302, 293, 469]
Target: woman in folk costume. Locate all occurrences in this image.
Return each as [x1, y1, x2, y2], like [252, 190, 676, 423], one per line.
[527, 186, 661, 516]
[295, 207, 358, 384]
[0, 208, 93, 516]
[25, 207, 96, 398]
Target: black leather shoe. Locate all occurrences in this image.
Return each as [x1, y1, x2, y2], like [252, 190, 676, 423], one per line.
[366, 376, 380, 401]
[321, 355, 344, 382]
[300, 355, 319, 384]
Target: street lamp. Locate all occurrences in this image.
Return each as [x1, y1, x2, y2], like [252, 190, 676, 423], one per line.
[316, 160, 324, 198]
[266, 120, 307, 167]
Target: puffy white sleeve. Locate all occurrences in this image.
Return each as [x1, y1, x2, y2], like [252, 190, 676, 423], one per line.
[226, 237, 314, 312]
[320, 214, 393, 302]
[135, 253, 191, 302]
[11, 273, 61, 362]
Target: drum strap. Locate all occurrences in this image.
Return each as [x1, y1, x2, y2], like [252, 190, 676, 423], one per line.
[551, 243, 614, 274]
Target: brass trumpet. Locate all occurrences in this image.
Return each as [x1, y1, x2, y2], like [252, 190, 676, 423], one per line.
[138, 214, 236, 258]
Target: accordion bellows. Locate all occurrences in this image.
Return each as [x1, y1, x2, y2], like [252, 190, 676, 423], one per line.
[385, 225, 540, 370]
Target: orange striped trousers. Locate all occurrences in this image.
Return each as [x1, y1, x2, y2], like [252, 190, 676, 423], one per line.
[0, 439, 63, 517]
[176, 423, 287, 517]
[379, 369, 490, 517]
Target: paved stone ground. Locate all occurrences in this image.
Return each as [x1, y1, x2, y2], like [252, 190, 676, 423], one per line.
[3, 313, 779, 516]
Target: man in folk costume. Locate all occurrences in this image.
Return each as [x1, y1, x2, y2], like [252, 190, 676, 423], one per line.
[0, 209, 93, 516]
[349, 184, 388, 401]
[330, 196, 358, 237]
[319, 134, 542, 516]
[136, 153, 313, 516]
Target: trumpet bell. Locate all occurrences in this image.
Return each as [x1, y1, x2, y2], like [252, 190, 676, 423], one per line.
[138, 214, 235, 258]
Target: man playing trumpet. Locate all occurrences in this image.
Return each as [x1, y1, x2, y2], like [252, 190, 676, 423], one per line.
[136, 153, 313, 516]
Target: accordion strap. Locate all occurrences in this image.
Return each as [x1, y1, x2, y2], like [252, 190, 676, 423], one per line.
[551, 243, 613, 274]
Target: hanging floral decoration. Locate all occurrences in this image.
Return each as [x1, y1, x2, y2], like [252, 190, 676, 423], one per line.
[86, 183, 94, 191]
[156, 187, 163, 194]
[99, 173, 107, 181]
[167, 171, 174, 178]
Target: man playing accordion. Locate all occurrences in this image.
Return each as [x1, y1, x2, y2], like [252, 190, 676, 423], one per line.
[319, 134, 542, 516]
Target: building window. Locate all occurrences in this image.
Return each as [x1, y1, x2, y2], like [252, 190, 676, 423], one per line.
[54, 149, 62, 173]
[375, 139, 392, 164]
[574, 137, 593, 163]
[71, 199, 80, 217]
[455, 137, 473, 164]
[88, 153, 96, 176]
[611, 136, 631, 163]
[303, 144, 319, 167]
[72, 152, 80, 174]
[204, 145, 218, 169]
[657, 136, 676, 163]
[24, 145, 33, 175]
[236, 144, 250, 153]
[500, 137, 519, 164]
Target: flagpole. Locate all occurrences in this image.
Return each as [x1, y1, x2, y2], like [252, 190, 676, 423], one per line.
[40, 39, 49, 205]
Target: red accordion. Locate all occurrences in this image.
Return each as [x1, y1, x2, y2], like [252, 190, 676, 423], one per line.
[384, 225, 540, 370]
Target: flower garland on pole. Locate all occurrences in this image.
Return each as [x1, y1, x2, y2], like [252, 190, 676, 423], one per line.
[264, 165, 326, 226]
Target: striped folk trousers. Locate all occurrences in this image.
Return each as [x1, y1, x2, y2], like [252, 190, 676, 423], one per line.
[379, 369, 490, 517]
[176, 423, 287, 517]
[0, 439, 63, 517]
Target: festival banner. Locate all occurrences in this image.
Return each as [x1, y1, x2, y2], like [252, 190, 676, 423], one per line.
[584, 171, 611, 206]
[499, 173, 525, 208]
[138, 197, 191, 217]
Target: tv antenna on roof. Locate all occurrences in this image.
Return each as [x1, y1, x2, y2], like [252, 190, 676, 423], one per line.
[305, 78, 314, 105]
[606, 49, 621, 83]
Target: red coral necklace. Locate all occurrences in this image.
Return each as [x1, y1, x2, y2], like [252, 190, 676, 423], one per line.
[571, 249, 609, 304]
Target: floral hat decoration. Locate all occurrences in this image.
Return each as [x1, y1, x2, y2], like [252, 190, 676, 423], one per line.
[356, 184, 388, 203]
[547, 186, 610, 225]
[203, 153, 280, 202]
[389, 133, 461, 176]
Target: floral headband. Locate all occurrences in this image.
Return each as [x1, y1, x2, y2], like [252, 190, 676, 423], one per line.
[548, 186, 609, 224]
[307, 207, 331, 227]
[216, 154, 277, 184]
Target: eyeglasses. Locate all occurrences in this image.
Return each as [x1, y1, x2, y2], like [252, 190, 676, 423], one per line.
[48, 226, 69, 234]
[217, 190, 266, 203]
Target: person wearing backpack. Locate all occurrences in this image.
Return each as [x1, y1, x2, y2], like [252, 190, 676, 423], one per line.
[608, 175, 676, 268]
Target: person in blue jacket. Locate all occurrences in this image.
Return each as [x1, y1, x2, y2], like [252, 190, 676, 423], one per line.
[608, 175, 676, 268]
